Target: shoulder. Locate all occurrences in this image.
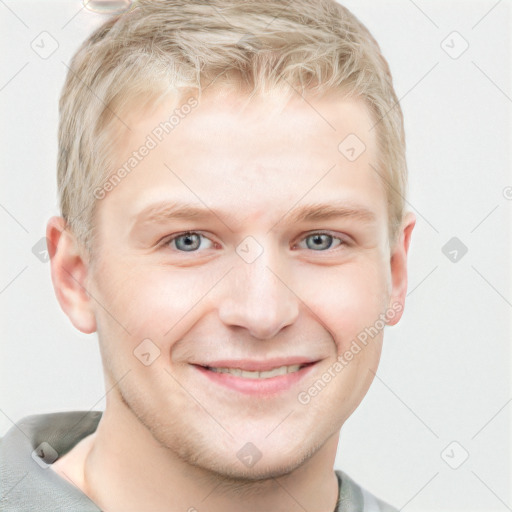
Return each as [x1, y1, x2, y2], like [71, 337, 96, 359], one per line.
[335, 469, 399, 512]
[0, 410, 102, 511]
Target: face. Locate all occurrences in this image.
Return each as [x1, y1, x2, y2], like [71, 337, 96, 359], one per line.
[56, 88, 412, 480]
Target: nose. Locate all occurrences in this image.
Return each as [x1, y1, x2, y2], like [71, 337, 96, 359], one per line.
[217, 244, 299, 340]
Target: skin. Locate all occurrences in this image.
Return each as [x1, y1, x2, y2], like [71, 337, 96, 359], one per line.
[47, 88, 415, 512]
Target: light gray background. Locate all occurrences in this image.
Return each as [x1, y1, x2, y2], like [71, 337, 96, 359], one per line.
[1, 1, 510, 511]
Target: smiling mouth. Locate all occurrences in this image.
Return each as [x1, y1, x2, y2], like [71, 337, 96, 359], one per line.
[193, 361, 318, 395]
[201, 363, 314, 379]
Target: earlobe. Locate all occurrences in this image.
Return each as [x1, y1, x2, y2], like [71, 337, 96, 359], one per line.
[46, 216, 97, 334]
[386, 211, 416, 326]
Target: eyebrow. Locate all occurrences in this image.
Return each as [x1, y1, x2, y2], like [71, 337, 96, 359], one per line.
[132, 200, 377, 228]
[283, 202, 377, 225]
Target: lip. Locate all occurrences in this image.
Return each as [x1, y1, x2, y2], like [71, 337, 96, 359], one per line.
[192, 361, 318, 396]
[194, 357, 319, 372]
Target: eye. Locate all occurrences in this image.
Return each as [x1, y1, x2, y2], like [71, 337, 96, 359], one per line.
[160, 231, 347, 254]
[162, 232, 215, 252]
[295, 232, 346, 251]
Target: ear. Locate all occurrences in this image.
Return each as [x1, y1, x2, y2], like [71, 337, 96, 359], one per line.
[46, 216, 97, 334]
[386, 211, 416, 326]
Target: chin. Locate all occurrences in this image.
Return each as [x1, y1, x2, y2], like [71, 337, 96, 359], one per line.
[211, 456, 305, 486]
[209, 438, 320, 487]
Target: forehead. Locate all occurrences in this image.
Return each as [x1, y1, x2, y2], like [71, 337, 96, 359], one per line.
[119, 87, 375, 157]
[99, 88, 386, 231]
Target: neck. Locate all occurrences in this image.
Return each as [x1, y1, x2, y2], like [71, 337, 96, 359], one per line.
[78, 395, 340, 512]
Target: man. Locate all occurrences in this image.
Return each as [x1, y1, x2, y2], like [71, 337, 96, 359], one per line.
[0, 0, 415, 510]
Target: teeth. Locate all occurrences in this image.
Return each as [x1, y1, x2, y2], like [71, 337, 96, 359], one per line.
[208, 364, 302, 379]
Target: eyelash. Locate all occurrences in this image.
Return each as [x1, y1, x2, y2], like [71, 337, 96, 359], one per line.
[160, 231, 349, 254]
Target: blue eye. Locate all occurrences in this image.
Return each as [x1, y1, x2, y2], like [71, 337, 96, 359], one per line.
[296, 232, 344, 251]
[162, 231, 345, 253]
[165, 232, 214, 252]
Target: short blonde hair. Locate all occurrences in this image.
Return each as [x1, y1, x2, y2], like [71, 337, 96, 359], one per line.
[58, 0, 407, 256]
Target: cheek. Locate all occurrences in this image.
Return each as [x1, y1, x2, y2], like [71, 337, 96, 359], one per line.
[91, 263, 213, 349]
[296, 259, 389, 352]
[90, 269, 194, 385]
